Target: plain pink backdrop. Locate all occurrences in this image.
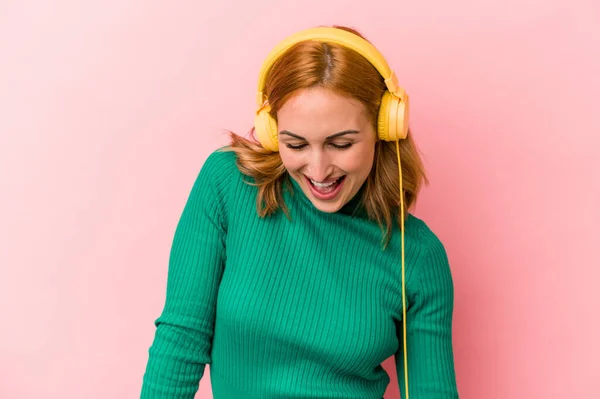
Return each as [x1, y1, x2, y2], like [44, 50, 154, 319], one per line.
[1, 1, 598, 398]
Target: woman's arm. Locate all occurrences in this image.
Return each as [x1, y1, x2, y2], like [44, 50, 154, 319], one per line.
[395, 236, 459, 398]
[141, 152, 230, 398]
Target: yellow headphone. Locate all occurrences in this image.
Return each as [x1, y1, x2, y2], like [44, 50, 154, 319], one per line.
[254, 26, 411, 399]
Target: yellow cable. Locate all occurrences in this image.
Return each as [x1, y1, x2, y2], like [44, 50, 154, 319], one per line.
[395, 140, 408, 399]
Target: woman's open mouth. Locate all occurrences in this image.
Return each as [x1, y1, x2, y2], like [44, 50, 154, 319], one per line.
[305, 175, 346, 200]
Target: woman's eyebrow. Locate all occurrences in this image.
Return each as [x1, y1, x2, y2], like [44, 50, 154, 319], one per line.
[279, 130, 360, 140]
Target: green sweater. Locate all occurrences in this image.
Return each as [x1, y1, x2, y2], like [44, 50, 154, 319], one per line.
[141, 148, 458, 398]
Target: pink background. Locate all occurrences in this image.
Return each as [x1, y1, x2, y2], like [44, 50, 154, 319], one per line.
[1, 1, 598, 398]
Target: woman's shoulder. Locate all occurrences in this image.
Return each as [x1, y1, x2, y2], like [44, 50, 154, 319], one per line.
[201, 146, 239, 175]
[405, 213, 448, 261]
[197, 146, 248, 187]
[191, 146, 246, 211]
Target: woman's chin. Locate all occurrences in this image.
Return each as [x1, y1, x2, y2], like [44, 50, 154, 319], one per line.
[309, 199, 344, 213]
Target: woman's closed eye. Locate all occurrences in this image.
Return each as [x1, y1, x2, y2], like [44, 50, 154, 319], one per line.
[285, 142, 354, 150]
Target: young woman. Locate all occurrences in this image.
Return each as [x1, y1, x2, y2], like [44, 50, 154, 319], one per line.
[141, 25, 459, 399]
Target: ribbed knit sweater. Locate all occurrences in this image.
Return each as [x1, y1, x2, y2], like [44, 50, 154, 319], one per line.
[141, 148, 458, 398]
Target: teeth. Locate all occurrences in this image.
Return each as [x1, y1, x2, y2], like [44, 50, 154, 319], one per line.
[311, 179, 336, 188]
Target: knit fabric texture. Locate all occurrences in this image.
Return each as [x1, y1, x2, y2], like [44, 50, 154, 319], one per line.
[141, 148, 458, 398]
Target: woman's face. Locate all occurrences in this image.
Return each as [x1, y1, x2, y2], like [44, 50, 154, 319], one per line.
[277, 87, 377, 213]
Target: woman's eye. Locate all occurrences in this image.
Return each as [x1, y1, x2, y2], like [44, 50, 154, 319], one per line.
[330, 142, 353, 149]
[285, 143, 307, 150]
[284, 142, 353, 150]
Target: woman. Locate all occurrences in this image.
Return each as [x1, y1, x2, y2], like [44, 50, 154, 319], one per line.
[141, 25, 459, 399]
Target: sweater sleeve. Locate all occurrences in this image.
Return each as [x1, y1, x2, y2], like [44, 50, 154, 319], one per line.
[395, 236, 459, 398]
[141, 151, 230, 398]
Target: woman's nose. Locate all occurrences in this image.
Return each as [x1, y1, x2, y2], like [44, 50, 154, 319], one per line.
[305, 151, 333, 181]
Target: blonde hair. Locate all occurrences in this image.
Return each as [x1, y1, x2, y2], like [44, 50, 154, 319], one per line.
[221, 25, 429, 247]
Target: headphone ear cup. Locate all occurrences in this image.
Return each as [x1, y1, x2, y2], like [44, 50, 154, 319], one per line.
[254, 107, 279, 152]
[377, 90, 410, 142]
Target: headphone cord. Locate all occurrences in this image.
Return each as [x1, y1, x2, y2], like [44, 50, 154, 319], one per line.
[395, 140, 409, 399]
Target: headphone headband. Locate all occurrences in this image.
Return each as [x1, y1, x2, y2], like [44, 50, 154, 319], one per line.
[255, 27, 405, 107]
